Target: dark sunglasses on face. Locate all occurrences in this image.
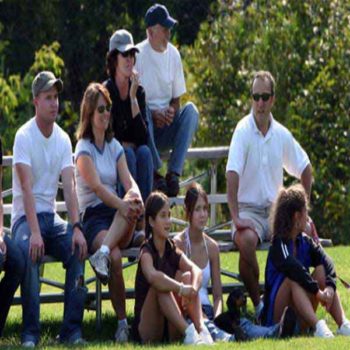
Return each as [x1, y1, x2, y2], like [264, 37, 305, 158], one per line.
[252, 93, 272, 102]
[96, 105, 111, 114]
[121, 50, 136, 58]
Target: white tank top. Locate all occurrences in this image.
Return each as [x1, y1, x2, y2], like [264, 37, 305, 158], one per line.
[184, 228, 211, 306]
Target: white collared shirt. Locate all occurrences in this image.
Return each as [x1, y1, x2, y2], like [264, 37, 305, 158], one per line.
[226, 112, 310, 207]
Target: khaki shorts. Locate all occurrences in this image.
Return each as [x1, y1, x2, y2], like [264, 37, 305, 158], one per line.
[231, 204, 271, 243]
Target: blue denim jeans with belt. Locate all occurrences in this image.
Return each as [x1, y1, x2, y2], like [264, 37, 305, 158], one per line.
[12, 212, 87, 344]
[0, 234, 25, 336]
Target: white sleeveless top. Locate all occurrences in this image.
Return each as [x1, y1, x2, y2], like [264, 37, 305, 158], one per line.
[184, 228, 211, 306]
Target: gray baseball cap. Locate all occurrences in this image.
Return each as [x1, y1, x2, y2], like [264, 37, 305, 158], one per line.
[109, 29, 139, 53]
[32, 71, 63, 98]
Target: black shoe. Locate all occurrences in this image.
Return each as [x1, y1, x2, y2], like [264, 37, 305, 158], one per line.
[153, 172, 168, 194]
[279, 306, 297, 338]
[166, 172, 180, 197]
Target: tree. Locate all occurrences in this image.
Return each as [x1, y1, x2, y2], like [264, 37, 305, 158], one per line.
[185, 0, 350, 243]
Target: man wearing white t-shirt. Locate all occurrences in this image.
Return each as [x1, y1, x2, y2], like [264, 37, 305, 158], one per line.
[12, 71, 88, 347]
[135, 3, 199, 197]
[226, 71, 312, 317]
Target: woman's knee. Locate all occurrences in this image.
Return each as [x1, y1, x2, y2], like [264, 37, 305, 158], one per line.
[312, 265, 326, 289]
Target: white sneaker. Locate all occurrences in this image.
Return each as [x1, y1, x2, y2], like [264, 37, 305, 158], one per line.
[115, 324, 129, 343]
[22, 341, 36, 348]
[200, 324, 214, 344]
[337, 320, 350, 336]
[314, 319, 334, 338]
[184, 323, 205, 345]
[89, 249, 110, 285]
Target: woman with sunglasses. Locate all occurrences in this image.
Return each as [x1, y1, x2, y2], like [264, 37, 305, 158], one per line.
[75, 83, 143, 342]
[105, 29, 153, 242]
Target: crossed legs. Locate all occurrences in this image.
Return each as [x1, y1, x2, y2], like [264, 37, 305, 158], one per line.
[273, 265, 347, 329]
[138, 271, 204, 343]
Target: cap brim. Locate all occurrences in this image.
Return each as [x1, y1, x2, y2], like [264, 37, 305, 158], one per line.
[161, 17, 177, 28]
[117, 44, 139, 53]
[42, 79, 63, 94]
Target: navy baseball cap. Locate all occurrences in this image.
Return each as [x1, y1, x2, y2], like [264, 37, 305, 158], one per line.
[145, 4, 177, 28]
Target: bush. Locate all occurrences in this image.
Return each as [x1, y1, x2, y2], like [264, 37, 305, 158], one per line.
[185, 0, 350, 243]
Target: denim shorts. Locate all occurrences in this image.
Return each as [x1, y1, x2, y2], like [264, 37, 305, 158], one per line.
[82, 203, 116, 253]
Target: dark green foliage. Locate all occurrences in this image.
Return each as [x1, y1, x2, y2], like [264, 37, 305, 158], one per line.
[185, 0, 350, 243]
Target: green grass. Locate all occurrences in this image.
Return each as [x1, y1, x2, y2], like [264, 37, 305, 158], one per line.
[1, 246, 350, 349]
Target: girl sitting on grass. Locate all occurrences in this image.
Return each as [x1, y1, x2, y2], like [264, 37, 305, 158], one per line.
[174, 183, 290, 341]
[263, 184, 350, 338]
[132, 191, 213, 345]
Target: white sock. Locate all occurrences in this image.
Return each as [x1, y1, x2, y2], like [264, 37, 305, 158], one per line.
[118, 318, 128, 328]
[100, 245, 110, 255]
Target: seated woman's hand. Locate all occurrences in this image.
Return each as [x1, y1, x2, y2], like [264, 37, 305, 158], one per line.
[323, 286, 335, 310]
[316, 289, 334, 311]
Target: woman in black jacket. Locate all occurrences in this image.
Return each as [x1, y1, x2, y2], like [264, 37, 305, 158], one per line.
[105, 29, 153, 242]
[263, 184, 350, 338]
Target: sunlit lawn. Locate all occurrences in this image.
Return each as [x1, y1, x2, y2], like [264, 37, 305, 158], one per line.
[1, 246, 350, 349]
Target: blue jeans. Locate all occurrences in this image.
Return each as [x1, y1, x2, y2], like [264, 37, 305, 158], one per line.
[240, 318, 279, 339]
[146, 102, 199, 175]
[12, 213, 87, 344]
[203, 304, 279, 341]
[0, 235, 25, 336]
[122, 145, 153, 202]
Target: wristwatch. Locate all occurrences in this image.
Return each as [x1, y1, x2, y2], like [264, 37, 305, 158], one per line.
[72, 222, 83, 232]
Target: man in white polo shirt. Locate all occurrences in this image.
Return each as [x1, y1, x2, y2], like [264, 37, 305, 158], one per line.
[135, 3, 199, 197]
[226, 71, 312, 317]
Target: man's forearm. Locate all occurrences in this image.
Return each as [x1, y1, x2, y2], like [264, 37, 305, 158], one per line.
[22, 188, 41, 235]
[64, 187, 80, 224]
[226, 171, 240, 222]
[301, 164, 313, 199]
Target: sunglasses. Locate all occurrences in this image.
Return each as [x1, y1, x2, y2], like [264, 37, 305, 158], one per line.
[96, 105, 111, 114]
[121, 50, 136, 58]
[252, 93, 272, 102]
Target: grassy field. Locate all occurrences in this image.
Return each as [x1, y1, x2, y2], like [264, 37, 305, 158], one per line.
[1, 246, 350, 349]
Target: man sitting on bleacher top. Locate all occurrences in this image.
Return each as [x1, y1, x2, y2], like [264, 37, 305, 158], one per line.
[135, 3, 199, 197]
[11, 71, 88, 347]
[226, 70, 312, 320]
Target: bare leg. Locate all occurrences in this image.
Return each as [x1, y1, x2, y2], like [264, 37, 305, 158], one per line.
[234, 229, 260, 306]
[109, 246, 126, 320]
[138, 287, 188, 343]
[138, 288, 165, 343]
[313, 265, 346, 327]
[273, 277, 318, 327]
[91, 230, 108, 253]
[102, 211, 135, 250]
